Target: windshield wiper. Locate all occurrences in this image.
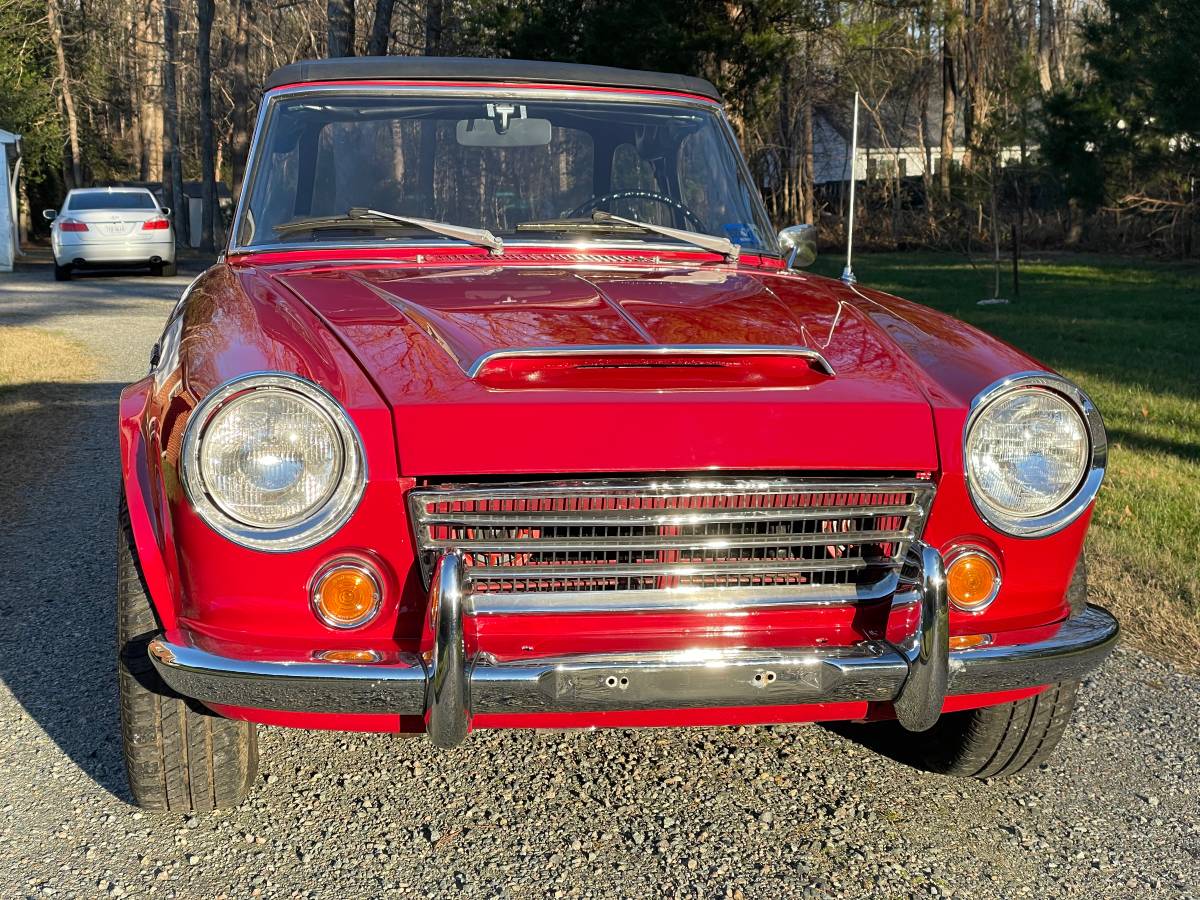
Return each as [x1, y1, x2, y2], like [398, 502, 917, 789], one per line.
[273, 208, 504, 255]
[518, 211, 738, 261]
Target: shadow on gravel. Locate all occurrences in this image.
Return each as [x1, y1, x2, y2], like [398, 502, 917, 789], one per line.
[0, 380, 131, 802]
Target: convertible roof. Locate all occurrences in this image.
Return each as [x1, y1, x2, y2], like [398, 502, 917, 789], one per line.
[264, 56, 722, 102]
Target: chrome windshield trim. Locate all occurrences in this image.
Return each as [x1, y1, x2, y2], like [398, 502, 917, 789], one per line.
[963, 371, 1107, 538]
[229, 84, 774, 257]
[466, 344, 836, 378]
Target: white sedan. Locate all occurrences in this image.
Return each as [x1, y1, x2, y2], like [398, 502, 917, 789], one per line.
[45, 187, 177, 280]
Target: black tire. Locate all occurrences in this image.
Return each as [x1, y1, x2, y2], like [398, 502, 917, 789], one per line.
[858, 681, 1079, 778]
[54, 263, 71, 281]
[152, 261, 177, 277]
[118, 497, 259, 812]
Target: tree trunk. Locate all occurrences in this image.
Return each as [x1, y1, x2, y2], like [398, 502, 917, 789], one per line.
[368, 0, 396, 55]
[328, 0, 356, 57]
[198, 0, 217, 253]
[425, 0, 444, 55]
[230, 0, 255, 198]
[162, 0, 185, 248]
[47, 0, 83, 188]
[139, 0, 165, 184]
[801, 90, 815, 226]
[939, 32, 956, 196]
[1037, 0, 1054, 91]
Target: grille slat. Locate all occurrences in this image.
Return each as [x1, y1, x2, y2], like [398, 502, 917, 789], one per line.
[409, 477, 934, 608]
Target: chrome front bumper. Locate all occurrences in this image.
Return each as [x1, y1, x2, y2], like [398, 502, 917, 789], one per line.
[148, 547, 1119, 748]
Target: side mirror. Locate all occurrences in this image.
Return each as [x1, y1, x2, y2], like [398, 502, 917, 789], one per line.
[42, 209, 57, 221]
[160, 206, 171, 217]
[777, 224, 817, 269]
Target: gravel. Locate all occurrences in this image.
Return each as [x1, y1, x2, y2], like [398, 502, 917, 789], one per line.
[1, 263, 1198, 899]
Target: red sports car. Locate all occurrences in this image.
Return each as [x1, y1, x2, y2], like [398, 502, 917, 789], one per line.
[118, 58, 1117, 812]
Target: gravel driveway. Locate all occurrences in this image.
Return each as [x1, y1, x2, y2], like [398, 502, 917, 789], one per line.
[0, 263, 1197, 899]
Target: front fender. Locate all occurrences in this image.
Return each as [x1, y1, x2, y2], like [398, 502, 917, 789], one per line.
[119, 376, 179, 631]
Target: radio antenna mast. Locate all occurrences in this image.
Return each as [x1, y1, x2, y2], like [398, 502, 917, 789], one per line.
[841, 91, 861, 285]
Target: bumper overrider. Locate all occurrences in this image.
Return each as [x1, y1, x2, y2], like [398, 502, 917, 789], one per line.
[148, 544, 1119, 747]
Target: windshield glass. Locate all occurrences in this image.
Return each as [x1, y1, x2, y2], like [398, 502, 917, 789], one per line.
[238, 92, 774, 253]
[69, 191, 157, 211]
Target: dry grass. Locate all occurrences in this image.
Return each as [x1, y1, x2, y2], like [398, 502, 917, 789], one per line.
[0, 326, 97, 518]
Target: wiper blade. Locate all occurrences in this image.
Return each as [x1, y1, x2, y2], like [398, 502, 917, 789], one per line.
[590, 210, 739, 262]
[350, 208, 503, 255]
[273, 209, 504, 255]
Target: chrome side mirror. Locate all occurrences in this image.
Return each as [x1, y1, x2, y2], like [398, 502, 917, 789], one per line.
[777, 224, 817, 269]
[161, 206, 172, 218]
[42, 209, 57, 221]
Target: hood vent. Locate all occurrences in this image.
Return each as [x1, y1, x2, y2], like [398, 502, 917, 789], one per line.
[468, 344, 835, 390]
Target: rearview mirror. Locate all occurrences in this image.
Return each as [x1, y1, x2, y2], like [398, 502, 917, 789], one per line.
[42, 209, 57, 221]
[161, 206, 171, 217]
[778, 224, 817, 269]
[456, 117, 552, 148]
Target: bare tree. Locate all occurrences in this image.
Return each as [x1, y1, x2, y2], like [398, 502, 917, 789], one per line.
[47, 0, 83, 188]
[162, 0, 186, 247]
[367, 0, 396, 55]
[198, 0, 217, 252]
[328, 0, 355, 56]
[940, 29, 957, 196]
[230, 0, 256, 197]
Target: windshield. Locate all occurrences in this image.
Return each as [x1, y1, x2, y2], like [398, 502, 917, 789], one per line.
[237, 92, 775, 254]
[69, 191, 157, 211]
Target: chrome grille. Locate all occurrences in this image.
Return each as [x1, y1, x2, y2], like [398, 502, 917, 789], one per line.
[409, 478, 935, 611]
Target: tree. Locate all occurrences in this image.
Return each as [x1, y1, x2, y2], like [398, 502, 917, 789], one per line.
[162, 0, 185, 247]
[46, 0, 82, 188]
[368, 0, 396, 55]
[197, 0, 217, 252]
[328, 0, 355, 56]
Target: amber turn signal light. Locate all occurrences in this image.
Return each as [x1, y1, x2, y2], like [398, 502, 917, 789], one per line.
[311, 559, 382, 629]
[945, 548, 1001, 613]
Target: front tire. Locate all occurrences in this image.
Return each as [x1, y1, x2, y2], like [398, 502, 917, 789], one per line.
[855, 681, 1079, 778]
[117, 497, 259, 811]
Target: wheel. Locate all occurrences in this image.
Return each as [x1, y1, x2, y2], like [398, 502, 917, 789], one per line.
[54, 263, 71, 281]
[117, 496, 258, 811]
[852, 681, 1079, 778]
[152, 261, 177, 277]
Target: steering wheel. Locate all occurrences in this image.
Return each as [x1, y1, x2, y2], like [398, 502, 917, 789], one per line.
[570, 190, 705, 232]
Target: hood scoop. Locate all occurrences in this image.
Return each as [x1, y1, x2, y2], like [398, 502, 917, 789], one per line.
[468, 344, 835, 390]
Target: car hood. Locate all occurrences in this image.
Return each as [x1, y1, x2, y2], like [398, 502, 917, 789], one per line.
[268, 262, 940, 476]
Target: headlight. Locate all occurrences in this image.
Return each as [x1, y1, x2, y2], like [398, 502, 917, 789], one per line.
[182, 373, 366, 550]
[964, 372, 1106, 537]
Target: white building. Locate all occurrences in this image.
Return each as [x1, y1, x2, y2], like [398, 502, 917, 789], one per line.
[0, 129, 20, 272]
[811, 110, 1028, 185]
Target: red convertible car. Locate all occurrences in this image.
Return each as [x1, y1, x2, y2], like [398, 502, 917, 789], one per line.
[118, 58, 1117, 811]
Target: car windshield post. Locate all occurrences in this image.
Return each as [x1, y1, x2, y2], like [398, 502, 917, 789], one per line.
[234, 89, 777, 256]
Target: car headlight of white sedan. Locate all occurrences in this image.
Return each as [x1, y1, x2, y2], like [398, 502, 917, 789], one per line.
[181, 373, 366, 550]
[964, 372, 1107, 536]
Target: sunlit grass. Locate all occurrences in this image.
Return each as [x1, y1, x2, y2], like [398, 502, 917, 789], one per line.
[813, 251, 1200, 663]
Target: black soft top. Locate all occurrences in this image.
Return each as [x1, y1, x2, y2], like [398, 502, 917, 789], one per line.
[264, 56, 722, 102]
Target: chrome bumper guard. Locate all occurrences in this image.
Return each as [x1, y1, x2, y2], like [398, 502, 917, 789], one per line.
[148, 544, 1119, 747]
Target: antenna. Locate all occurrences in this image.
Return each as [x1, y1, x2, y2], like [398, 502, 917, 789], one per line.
[841, 91, 860, 285]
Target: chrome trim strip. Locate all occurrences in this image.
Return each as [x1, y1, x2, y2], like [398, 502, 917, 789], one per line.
[466, 344, 836, 378]
[436, 529, 912, 554]
[891, 543, 949, 731]
[146, 605, 1118, 724]
[423, 552, 469, 748]
[468, 572, 903, 616]
[429, 502, 923, 527]
[412, 476, 933, 498]
[963, 371, 1107, 538]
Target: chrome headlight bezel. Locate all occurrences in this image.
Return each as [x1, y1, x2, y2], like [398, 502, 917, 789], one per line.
[963, 372, 1106, 538]
[181, 372, 367, 551]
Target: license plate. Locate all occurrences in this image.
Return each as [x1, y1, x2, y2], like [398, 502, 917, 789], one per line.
[101, 222, 132, 236]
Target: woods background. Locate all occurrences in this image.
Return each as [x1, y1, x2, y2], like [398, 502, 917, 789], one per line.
[4, 0, 1198, 258]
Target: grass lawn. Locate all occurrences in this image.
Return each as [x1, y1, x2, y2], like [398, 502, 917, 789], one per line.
[813, 251, 1200, 665]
